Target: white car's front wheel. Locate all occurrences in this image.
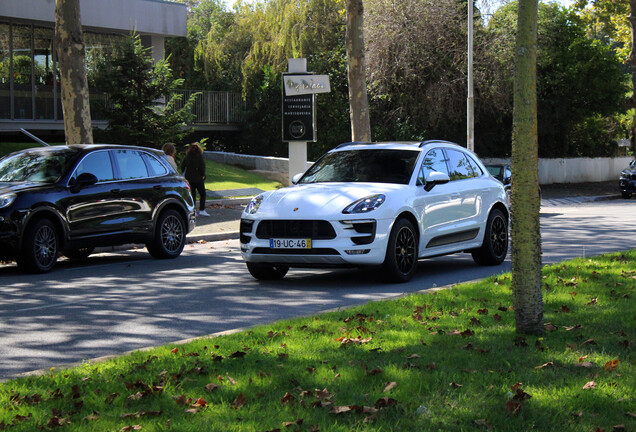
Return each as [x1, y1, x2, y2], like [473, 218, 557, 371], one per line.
[382, 218, 418, 283]
[471, 208, 508, 266]
[247, 263, 289, 281]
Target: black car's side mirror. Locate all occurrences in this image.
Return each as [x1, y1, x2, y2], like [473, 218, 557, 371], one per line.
[503, 177, 511, 185]
[424, 171, 450, 192]
[70, 172, 98, 193]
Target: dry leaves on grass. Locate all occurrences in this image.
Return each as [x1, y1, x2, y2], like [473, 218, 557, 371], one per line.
[582, 381, 597, 390]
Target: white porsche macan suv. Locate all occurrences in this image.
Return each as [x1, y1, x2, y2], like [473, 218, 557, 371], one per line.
[240, 140, 509, 283]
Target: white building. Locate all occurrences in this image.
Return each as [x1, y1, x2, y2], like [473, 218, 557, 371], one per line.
[0, 0, 187, 132]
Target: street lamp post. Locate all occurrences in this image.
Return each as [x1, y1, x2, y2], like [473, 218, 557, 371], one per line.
[467, 0, 474, 152]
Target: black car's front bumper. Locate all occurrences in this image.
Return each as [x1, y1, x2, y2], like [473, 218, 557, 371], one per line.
[619, 176, 636, 193]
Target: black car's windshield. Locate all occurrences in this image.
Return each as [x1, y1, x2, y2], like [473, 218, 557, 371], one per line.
[0, 148, 78, 183]
[299, 149, 419, 185]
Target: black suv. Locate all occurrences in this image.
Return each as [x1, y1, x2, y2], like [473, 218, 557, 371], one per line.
[619, 159, 636, 199]
[0, 144, 196, 273]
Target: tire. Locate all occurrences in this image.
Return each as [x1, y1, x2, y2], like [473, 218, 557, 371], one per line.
[147, 209, 186, 259]
[472, 208, 508, 266]
[621, 191, 632, 199]
[64, 247, 95, 260]
[246, 262, 289, 280]
[18, 218, 58, 273]
[382, 218, 419, 283]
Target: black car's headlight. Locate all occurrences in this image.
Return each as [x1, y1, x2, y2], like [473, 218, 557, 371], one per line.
[245, 194, 264, 214]
[343, 194, 386, 214]
[620, 171, 629, 179]
[0, 193, 16, 209]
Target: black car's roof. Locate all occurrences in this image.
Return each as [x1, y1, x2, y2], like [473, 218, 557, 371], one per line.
[18, 144, 163, 155]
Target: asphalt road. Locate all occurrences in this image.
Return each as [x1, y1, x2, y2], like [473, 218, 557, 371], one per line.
[0, 200, 634, 381]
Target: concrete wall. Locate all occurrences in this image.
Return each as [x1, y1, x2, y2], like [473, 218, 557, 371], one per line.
[206, 151, 632, 186]
[482, 157, 632, 184]
[0, 0, 187, 36]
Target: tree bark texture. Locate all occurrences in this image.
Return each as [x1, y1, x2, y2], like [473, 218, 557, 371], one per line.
[511, 0, 544, 335]
[55, 0, 93, 144]
[345, 0, 372, 142]
[630, 0, 636, 152]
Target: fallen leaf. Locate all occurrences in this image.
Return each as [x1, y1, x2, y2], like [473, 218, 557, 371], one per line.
[374, 397, 398, 408]
[604, 359, 620, 371]
[544, 322, 558, 331]
[282, 419, 303, 427]
[473, 418, 493, 429]
[449, 382, 463, 388]
[535, 362, 554, 370]
[230, 351, 246, 358]
[170, 347, 178, 354]
[582, 338, 597, 346]
[281, 392, 295, 404]
[383, 382, 398, 393]
[613, 425, 625, 431]
[582, 381, 597, 390]
[232, 393, 247, 409]
[574, 362, 594, 368]
[493, 314, 502, 322]
[191, 397, 207, 408]
[204, 383, 219, 392]
[586, 297, 598, 305]
[506, 401, 522, 415]
[477, 308, 488, 315]
[330, 406, 352, 414]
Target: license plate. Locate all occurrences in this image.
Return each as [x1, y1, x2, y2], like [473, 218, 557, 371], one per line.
[269, 238, 312, 249]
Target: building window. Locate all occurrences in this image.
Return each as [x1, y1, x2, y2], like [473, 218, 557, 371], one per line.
[13, 24, 32, 119]
[0, 23, 10, 119]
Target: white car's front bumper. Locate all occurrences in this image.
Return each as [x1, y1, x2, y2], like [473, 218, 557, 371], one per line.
[240, 216, 394, 267]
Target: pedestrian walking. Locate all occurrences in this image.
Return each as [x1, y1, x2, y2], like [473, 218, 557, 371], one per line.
[181, 142, 209, 217]
[162, 143, 179, 172]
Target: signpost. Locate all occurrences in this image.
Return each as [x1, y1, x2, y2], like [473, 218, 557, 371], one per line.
[282, 59, 330, 183]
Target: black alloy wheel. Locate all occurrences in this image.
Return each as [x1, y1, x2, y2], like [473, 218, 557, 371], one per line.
[382, 218, 418, 283]
[147, 209, 186, 259]
[246, 262, 289, 280]
[18, 218, 59, 273]
[471, 208, 508, 266]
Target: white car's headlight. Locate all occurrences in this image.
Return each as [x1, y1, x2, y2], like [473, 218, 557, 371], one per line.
[0, 193, 16, 209]
[245, 194, 264, 214]
[343, 194, 386, 214]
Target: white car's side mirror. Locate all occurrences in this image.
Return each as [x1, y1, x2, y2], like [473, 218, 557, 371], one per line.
[291, 173, 304, 184]
[424, 171, 450, 192]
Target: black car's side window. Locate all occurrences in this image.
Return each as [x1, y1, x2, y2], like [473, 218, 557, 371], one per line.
[73, 151, 115, 182]
[141, 152, 169, 177]
[445, 149, 476, 181]
[417, 148, 449, 186]
[112, 150, 148, 180]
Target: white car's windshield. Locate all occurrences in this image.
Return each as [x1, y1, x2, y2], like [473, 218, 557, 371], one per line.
[299, 149, 419, 184]
[0, 149, 78, 183]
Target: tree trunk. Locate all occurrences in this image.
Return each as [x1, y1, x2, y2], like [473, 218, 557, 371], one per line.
[511, 0, 544, 335]
[55, 0, 93, 144]
[630, 0, 636, 153]
[345, 0, 371, 142]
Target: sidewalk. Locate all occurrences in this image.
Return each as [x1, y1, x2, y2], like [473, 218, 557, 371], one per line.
[188, 181, 624, 243]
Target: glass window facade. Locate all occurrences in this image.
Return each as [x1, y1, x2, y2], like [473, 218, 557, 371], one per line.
[0, 22, 122, 124]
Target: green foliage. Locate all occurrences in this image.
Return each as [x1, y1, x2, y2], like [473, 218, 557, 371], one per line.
[92, 34, 196, 148]
[487, 2, 627, 157]
[0, 251, 633, 431]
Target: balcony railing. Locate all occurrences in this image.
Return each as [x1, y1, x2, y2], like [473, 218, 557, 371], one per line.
[173, 90, 244, 125]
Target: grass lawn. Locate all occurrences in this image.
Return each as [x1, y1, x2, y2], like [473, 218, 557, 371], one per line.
[0, 252, 634, 431]
[204, 159, 283, 192]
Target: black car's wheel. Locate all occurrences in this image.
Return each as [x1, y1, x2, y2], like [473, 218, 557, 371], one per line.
[63, 247, 95, 260]
[147, 209, 186, 259]
[382, 218, 418, 283]
[472, 208, 508, 266]
[621, 191, 632, 199]
[246, 262, 289, 280]
[18, 218, 58, 273]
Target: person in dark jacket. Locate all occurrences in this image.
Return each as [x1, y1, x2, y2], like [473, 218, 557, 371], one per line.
[181, 142, 209, 217]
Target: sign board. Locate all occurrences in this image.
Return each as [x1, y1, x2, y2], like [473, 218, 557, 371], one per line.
[282, 73, 317, 142]
[284, 75, 331, 96]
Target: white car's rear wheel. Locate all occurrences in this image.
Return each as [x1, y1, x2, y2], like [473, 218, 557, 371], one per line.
[471, 208, 508, 265]
[382, 218, 418, 283]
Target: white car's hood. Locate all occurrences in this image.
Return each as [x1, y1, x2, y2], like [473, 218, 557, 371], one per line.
[256, 182, 406, 218]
